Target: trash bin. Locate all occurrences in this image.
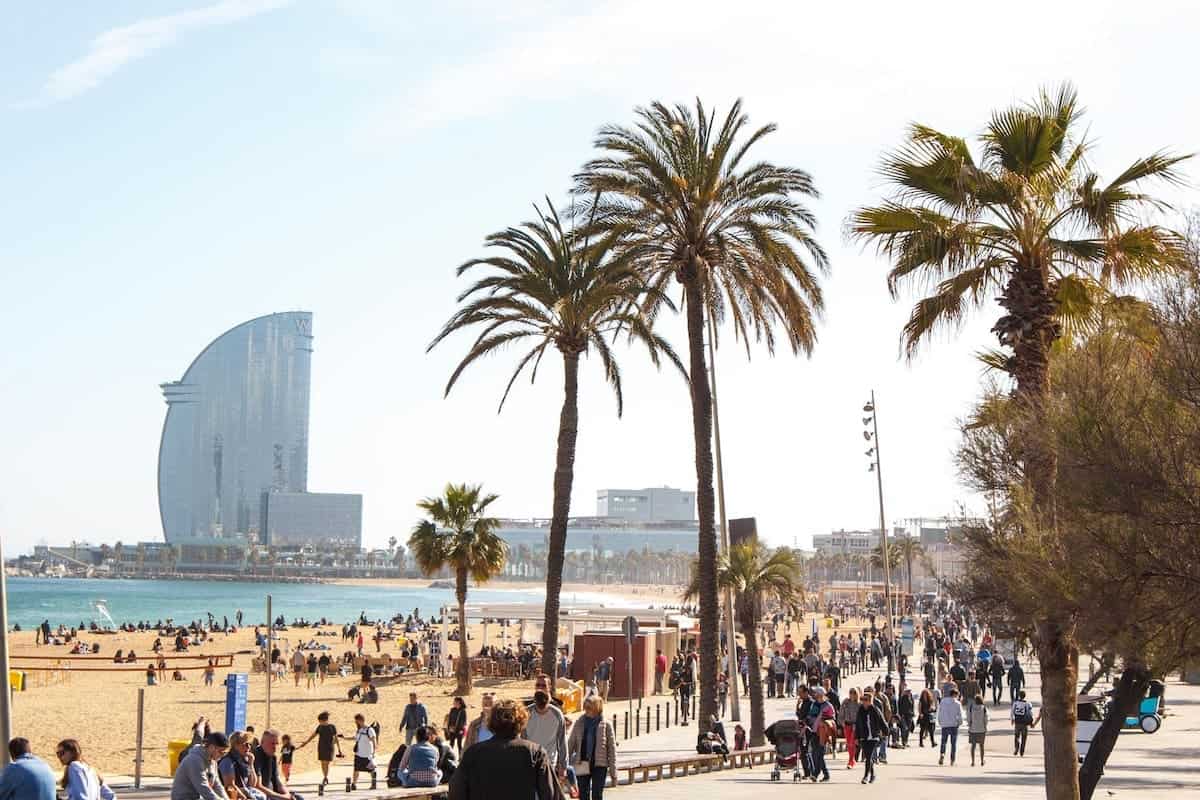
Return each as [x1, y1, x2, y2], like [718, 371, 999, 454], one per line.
[168, 740, 192, 776]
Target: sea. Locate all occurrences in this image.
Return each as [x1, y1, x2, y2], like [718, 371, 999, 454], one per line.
[3, 577, 628, 629]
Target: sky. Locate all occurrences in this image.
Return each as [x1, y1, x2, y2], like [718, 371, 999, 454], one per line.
[2, 0, 1198, 555]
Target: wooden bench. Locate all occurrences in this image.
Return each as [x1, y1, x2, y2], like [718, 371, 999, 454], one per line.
[614, 752, 725, 785]
[729, 745, 775, 767]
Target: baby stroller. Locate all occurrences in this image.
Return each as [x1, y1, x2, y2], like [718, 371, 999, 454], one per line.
[764, 718, 803, 782]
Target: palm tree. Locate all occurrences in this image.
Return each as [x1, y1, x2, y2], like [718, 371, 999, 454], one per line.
[430, 201, 682, 677]
[893, 537, 925, 600]
[576, 99, 829, 723]
[686, 542, 803, 745]
[851, 84, 1188, 799]
[409, 483, 508, 694]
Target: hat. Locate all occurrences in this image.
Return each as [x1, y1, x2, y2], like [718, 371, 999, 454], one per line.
[204, 732, 229, 748]
[811, 686, 826, 697]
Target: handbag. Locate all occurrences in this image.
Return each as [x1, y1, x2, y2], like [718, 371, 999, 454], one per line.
[574, 761, 590, 777]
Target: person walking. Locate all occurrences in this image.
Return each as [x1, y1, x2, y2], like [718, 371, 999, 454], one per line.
[448, 699, 563, 800]
[855, 690, 886, 785]
[804, 687, 835, 782]
[525, 690, 567, 781]
[968, 694, 988, 766]
[445, 697, 468, 754]
[349, 714, 378, 789]
[1007, 658, 1025, 703]
[400, 693, 430, 746]
[55, 740, 116, 800]
[654, 650, 667, 695]
[937, 687, 963, 766]
[917, 688, 936, 747]
[595, 657, 614, 702]
[464, 694, 495, 749]
[297, 711, 341, 785]
[677, 663, 694, 726]
[897, 687, 915, 748]
[567, 695, 616, 800]
[839, 688, 860, 768]
[1010, 690, 1036, 756]
[989, 652, 1006, 706]
[1, 738, 59, 800]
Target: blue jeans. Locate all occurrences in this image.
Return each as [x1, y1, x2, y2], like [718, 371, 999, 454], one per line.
[578, 766, 607, 800]
[940, 726, 958, 761]
[878, 734, 887, 761]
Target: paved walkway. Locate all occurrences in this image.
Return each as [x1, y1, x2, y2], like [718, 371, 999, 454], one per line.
[104, 659, 1199, 799]
[618, 661, 1200, 799]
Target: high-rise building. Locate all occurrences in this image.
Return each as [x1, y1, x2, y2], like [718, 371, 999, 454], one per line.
[596, 486, 695, 522]
[157, 312, 361, 547]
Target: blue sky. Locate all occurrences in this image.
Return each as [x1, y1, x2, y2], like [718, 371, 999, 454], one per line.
[2, 0, 1198, 554]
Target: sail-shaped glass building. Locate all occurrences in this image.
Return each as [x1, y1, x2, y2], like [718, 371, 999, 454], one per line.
[157, 312, 360, 546]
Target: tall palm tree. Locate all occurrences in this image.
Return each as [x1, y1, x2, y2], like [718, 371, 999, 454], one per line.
[430, 200, 683, 677]
[685, 542, 803, 745]
[409, 483, 508, 694]
[576, 99, 829, 722]
[851, 84, 1188, 800]
[893, 536, 925, 600]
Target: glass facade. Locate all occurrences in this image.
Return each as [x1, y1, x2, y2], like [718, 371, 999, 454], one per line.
[266, 492, 362, 548]
[158, 312, 313, 543]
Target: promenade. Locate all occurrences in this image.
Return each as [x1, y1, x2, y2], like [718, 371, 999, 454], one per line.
[102, 656, 1200, 799]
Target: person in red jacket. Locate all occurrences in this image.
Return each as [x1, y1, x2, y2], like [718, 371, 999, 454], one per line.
[654, 650, 668, 694]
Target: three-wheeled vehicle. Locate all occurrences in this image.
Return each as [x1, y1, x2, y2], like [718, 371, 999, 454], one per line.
[1122, 679, 1165, 733]
[1076, 694, 1106, 762]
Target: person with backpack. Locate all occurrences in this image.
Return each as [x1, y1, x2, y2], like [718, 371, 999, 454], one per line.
[349, 715, 378, 789]
[1010, 690, 1035, 756]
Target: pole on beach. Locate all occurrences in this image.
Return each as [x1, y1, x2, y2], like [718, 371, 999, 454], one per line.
[134, 688, 145, 788]
[0, 535, 12, 768]
[265, 594, 273, 729]
[707, 312, 741, 723]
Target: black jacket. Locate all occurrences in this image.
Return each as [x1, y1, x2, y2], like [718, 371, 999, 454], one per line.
[855, 703, 887, 741]
[448, 736, 562, 800]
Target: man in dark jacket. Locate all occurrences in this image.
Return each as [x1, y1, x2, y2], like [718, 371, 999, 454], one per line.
[448, 700, 562, 800]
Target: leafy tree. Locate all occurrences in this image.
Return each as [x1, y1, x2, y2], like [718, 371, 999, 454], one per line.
[409, 483, 508, 694]
[577, 100, 829, 722]
[893, 536, 925, 599]
[852, 84, 1187, 799]
[686, 542, 803, 745]
[956, 284, 1200, 799]
[430, 201, 682, 677]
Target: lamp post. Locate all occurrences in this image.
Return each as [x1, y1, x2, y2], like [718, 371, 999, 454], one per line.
[707, 312, 741, 722]
[0, 536, 12, 767]
[862, 391, 895, 640]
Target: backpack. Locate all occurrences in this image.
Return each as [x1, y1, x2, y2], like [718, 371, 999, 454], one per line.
[371, 721, 382, 741]
[1014, 702, 1034, 726]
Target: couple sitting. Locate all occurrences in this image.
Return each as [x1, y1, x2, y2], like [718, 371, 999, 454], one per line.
[385, 727, 454, 788]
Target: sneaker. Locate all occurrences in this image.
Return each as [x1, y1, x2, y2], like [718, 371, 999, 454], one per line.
[938, 756, 944, 765]
[981, 759, 985, 766]
[819, 776, 830, 782]
[862, 777, 868, 784]
[869, 775, 876, 783]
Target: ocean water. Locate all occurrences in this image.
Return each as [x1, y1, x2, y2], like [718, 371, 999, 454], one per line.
[2, 577, 578, 629]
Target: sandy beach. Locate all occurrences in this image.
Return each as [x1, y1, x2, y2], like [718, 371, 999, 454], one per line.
[329, 578, 684, 605]
[5, 578, 688, 780]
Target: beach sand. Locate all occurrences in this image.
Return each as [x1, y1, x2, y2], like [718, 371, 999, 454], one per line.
[6, 579, 686, 780]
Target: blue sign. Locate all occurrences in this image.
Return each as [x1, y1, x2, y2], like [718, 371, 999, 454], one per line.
[225, 673, 248, 734]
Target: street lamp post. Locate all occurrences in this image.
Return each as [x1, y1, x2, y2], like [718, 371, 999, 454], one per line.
[863, 391, 895, 640]
[0, 536, 12, 767]
[707, 312, 741, 722]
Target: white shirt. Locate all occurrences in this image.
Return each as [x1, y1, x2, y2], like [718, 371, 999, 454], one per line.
[354, 727, 377, 759]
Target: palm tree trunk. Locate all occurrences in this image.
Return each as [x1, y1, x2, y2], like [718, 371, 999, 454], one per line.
[456, 566, 471, 695]
[682, 273, 720, 726]
[541, 351, 580, 678]
[1003, 264, 1077, 799]
[739, 600, 766, 745]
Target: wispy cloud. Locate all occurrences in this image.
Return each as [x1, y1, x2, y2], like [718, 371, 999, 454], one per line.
[40, 0, 292, 104]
